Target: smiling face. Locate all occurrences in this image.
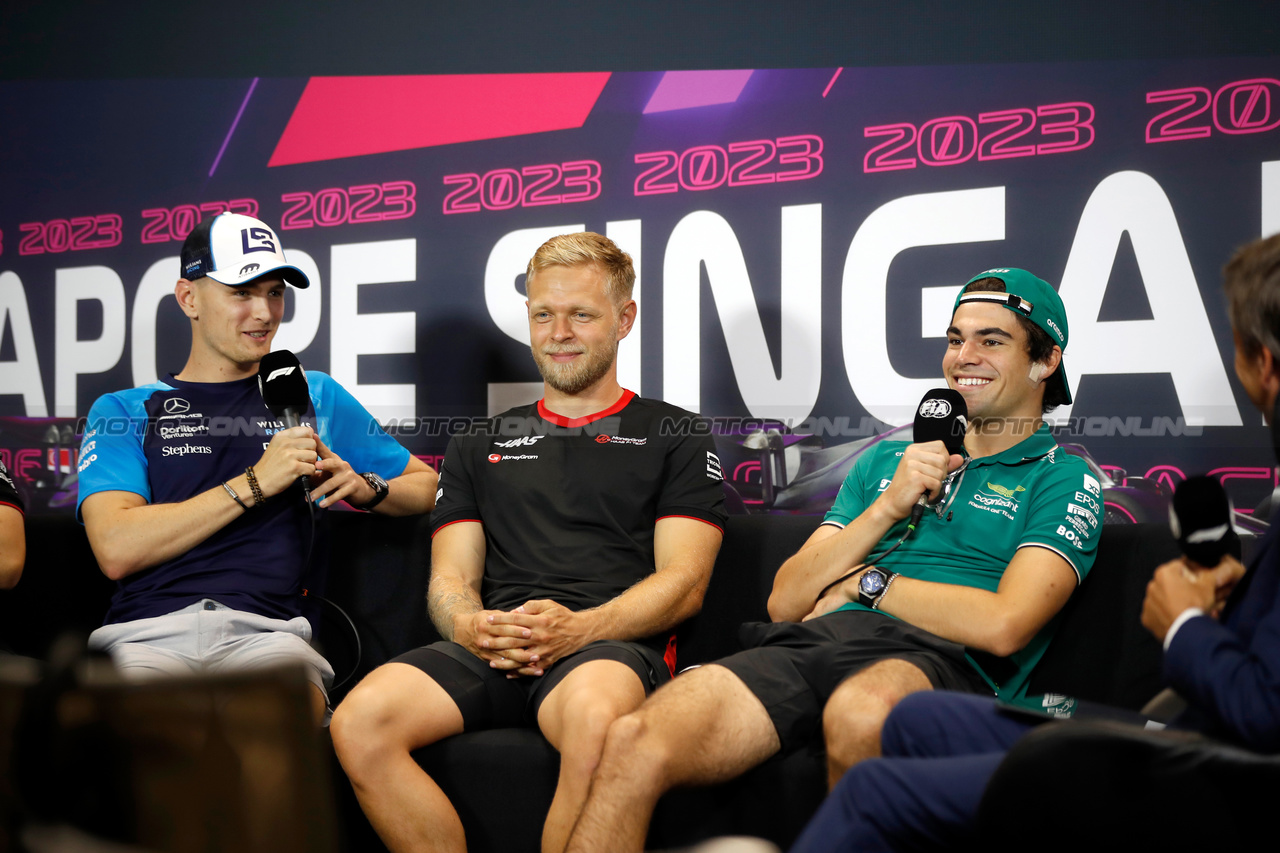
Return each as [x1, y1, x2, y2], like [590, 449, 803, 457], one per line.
[527, 263, 635, 396]
[944, 301, 1049, 424]
[181, 276, 285, 375]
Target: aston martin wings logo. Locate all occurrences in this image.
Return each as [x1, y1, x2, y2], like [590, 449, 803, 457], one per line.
[987, 482, 1026, 499]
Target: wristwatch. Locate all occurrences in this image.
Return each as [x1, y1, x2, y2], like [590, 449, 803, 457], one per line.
[355, 472, 390, 510]
[858, 567, 898, 610]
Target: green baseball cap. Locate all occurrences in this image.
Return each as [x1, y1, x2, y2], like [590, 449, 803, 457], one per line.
[952, 268, 1072, 404]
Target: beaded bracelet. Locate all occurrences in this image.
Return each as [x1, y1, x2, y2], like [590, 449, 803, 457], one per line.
[244, 466, 266, 506]
[222, 481, 249, 511]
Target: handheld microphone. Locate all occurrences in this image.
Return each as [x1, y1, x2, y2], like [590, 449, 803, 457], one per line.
[258, 349, 312, 501]
[910, 388, 969, 525]
[1169, 475, 1240, 568]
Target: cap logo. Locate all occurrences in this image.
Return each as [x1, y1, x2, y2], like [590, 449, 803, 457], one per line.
[240, 263, 260, 276]
[240, 227, 278, 255]
[1046, 317, 1063, 341]
[918, 399, 952, 418]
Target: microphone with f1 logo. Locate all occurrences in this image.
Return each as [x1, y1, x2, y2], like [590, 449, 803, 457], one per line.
[258, 349, 313, 502]
[910, 388, 969, 526]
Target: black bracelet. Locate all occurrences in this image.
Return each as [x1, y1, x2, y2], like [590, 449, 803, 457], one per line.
[222, 481, 249, 511]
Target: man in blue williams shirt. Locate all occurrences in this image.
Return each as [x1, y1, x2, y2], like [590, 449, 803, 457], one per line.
[788, 232, 1280, 852]
[76, 213, 436, 722]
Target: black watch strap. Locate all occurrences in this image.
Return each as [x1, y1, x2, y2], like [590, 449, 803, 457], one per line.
[357, 472, 389, 510]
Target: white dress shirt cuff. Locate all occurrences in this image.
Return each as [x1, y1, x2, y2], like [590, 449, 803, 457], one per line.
[1164, 607, 1207, 652]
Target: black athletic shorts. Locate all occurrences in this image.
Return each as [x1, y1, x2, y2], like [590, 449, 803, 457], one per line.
[390, 639, 670, 730]
[716, 608, 989, 753]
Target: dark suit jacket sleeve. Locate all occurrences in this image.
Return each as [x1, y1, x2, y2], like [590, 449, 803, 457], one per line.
[1163, 554, 1280, 753]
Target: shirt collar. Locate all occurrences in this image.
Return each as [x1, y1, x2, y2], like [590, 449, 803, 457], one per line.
[965, 422, 1058, 468]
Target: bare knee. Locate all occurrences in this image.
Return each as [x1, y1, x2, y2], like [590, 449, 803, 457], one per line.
[331, 674, 439, 777]
[823, 691, 894, 766]
[598, 710, 670, 784]
[822, 664, 931, 770]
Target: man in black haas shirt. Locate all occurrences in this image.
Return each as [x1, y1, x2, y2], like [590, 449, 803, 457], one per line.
[332, 233, 727, 853]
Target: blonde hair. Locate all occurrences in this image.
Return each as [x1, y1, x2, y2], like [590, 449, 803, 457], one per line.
[526, 232, 635, 304]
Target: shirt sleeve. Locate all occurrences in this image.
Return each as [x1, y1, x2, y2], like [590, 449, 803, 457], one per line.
[654, 421, 728, 531]
[430, 433, 482, 536]
[309, 372, 411, 481]
[0, 457, 23, 513]
[1016, 456, 1101, 583]
[822, 444, 885, 528]
[76, 391, 151, 520]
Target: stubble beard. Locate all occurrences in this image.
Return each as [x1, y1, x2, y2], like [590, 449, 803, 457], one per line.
[534, 335, 619, 396]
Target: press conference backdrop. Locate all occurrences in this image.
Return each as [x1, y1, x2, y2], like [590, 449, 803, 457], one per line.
[1, 60, 1279, 511]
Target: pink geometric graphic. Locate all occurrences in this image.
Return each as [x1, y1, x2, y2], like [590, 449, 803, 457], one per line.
[269, 73, 612, 167]
[643, 70, 754, 114]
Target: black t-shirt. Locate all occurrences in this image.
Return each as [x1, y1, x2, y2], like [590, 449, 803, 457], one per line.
[431, 391, 727, 630]
[0, 458, 22, 514]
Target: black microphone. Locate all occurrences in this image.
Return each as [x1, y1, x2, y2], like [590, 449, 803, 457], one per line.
[910, 388, 969, 525]
[258, 349, 312, 501]
[1169, 475, 1240, 568]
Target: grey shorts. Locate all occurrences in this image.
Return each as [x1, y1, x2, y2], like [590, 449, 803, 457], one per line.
[717, 609, 989, 753]
[88, 599, 335, 700]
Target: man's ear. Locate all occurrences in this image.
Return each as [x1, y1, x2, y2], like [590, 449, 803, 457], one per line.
[1256, 346, 1280, 399]
[174, 279, 199, 320]
[616, 299, 637, 341]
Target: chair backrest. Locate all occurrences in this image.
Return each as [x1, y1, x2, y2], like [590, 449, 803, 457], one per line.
[676, 514, 821, 668]
[1026, 523, 1178, 709]
[0, 515, 112, 659]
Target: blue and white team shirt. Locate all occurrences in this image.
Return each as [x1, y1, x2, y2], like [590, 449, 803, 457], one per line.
[77, 371, 409, 625]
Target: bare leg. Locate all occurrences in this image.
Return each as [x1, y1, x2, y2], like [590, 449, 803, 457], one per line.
[536, 660, 646, 853]
[330, 662, 467, 853]
[308, 683, 327, 726]
[564, 664, 780, 853]
[821, 658, 932, 788]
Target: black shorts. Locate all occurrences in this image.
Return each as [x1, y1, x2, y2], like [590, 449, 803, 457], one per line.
[390, 639, 670, 731]
[716, 609, 989, 753]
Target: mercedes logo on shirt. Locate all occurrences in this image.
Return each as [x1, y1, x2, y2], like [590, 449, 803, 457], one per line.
[164, 398, 191, 414]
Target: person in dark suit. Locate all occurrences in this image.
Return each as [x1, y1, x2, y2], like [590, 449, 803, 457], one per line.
[788, 232, 1280, 853]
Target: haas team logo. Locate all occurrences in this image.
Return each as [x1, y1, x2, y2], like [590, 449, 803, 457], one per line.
[918, 399, 952, 418]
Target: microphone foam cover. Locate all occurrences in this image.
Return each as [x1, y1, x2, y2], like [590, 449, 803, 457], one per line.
[258, 349, 310, 419]
[914, 388, 969, 455]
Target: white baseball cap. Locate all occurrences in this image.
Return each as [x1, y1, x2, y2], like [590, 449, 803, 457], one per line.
[179, 212, 310, 288]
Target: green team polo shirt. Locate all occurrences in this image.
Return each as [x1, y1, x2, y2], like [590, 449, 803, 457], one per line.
[822, 424, 1100, 711]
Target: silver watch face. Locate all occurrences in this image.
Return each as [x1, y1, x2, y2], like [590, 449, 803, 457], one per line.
[364, 472, 389, 491]
[859, 570, 886, 596]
